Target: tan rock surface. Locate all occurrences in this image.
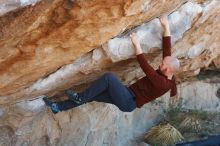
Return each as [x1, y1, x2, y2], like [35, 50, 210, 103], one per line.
[0, 0, 219, 106]
[0, 0, 185, 97]
[0, 0, 220, 145]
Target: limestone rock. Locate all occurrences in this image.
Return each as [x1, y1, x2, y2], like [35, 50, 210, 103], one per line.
[0, 0, 40, 16]
[16, 96, 45, 113]
[174, 81, 220, 111]
[0, 0, 219, 105]
[0, 0, 185, 97]
[0, 108, 4, 117]
[0, 80, 219, 146]
[0, 0, 220, 146]
[0, 125, 16, 146]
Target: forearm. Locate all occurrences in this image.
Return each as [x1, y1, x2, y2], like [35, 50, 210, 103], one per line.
[162, 36, 171, 57]
[163, 25, 171, 37]
[136, 54, 165, 87]
[135, 45, 143, 55]
[130, 32, 143, 55]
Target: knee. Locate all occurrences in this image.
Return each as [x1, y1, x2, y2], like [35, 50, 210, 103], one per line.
[120, 107, 135, 112]
[103, 72, 116, 80]
[121, 102, 136, 112]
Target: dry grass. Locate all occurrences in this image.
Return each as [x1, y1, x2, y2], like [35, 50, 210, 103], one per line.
[180, 116, 202, 133]
[145, 122, 184, 146]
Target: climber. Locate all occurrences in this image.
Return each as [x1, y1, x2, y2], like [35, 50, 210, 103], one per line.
[43, 15, 180, 114]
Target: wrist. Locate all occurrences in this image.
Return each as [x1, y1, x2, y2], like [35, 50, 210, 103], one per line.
[135, 46, 143, 55]
[136, 49, 143, 55]
[163, 24, 170, 29]
[134, 44, 141, 49]
[163, 25, 171, 36]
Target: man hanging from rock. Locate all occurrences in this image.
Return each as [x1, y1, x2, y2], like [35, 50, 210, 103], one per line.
[43, 15, 180, 114]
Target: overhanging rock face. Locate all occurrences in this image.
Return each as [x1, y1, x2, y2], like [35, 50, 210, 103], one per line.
[0, 1, 220, 145]
[0, 0, 220, 105]
[0, 0, 185, 98]
[0, 0, 40, 16]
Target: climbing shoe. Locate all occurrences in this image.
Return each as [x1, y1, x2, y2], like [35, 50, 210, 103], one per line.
[64, 89, 83, 104]
[43, 96, 60, 114]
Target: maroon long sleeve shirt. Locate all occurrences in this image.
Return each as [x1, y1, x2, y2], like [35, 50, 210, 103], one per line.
[129, 36, 177, 108]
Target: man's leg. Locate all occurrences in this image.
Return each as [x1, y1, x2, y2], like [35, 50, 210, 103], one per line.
[43, 96, 80, 113]
[91, 91, 113, 104]
[56, 100, 80, 111]
[77, 72, 136, 112]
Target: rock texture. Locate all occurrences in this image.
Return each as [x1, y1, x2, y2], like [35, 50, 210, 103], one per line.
[0, 0, 185, 98]
[0, 0, 40, 16]
[0, 80, 219, 146]
[0, 0, 220, 146]
[0, 0, 219, 105]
